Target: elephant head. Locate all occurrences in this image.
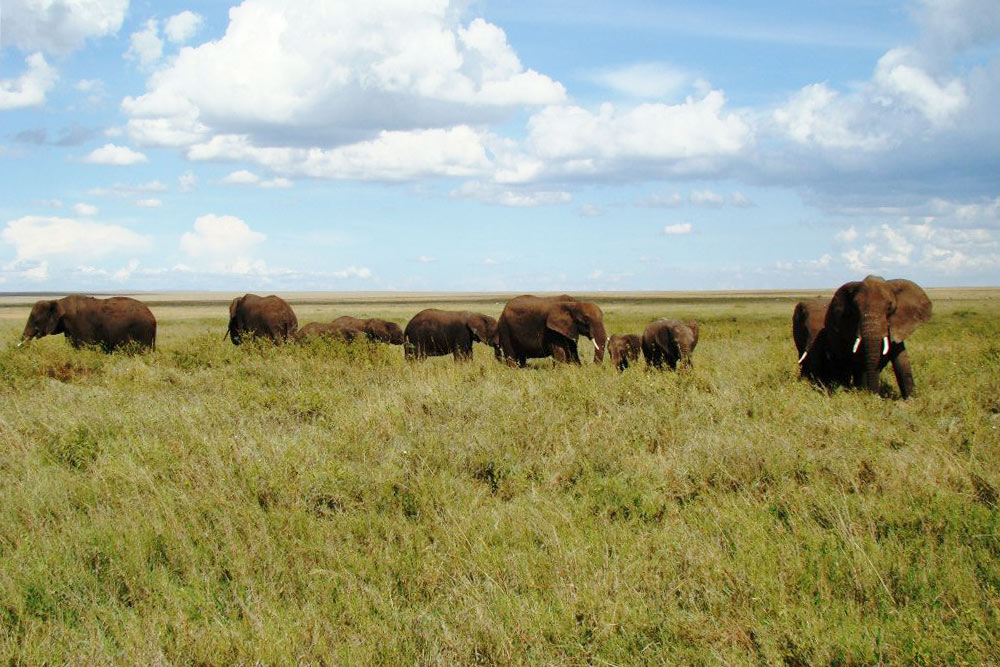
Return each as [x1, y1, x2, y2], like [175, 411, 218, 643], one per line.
[226, 296, 244, 344]
[466, 313, 498, 345]
[364, 319, 405, 345]
[826, 275, 931, 392]
[547, 301, 606, 363]
[22, 299, 65, 341]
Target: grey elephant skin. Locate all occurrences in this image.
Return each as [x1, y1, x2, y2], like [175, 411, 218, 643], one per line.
[404, 309, 498, 361]
[496, 294, 606, 367]
[297, 316, 404, 345]
[227, 294, 298, 345]
[607, 333, 641, 371]
[794, 275, 932, 398]
[642, 319, 699, 370]
[21, 294, 156, 352]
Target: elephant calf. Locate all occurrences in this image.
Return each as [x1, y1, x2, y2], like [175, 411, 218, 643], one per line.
[21, 294, 156, 351]
[607, 333, 641, 371]
[404, 309, 498, 361]
[642, 319, 699, 370]
[297, 316, 404, 345]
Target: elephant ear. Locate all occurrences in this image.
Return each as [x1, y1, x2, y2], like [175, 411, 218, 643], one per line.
[685, 321, 700, 348]
[888, 279, 932, 342]
[826, 281, 861, 334]
[546, 307, 578, 339]
[466, 314, 491, 343]
[39, 300, 66, 335]
[229, 297, 242, 319]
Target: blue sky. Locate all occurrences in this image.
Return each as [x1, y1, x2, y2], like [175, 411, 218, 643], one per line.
[1, 0, 998, 291]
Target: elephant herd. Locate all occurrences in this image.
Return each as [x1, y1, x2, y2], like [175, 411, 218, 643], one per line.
[15, 275, 933, 398]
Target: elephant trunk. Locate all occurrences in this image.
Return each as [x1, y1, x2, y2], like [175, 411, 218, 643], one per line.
[590, 320, 606, 364]
[858, 314, 884, 392]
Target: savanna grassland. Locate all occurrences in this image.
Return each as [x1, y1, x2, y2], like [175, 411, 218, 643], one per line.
[0, 290, 998, 665]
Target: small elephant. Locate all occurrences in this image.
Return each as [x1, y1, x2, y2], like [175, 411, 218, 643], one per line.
[227, 294, 298, 345]
[20, 294, 156, 351]
[800, 275, 931, 398]
[496, 294, 606, 367]
[297, 316, 404, 345]
[642, 319, 699, 370]
[404, 309, 499, 361]
[607, 333, 641, 371]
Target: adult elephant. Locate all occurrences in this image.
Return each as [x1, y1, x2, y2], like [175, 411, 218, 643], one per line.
[810, 275, 932, 398]
[792, 297, 831, 364]
[642, 319, 699, 370]
[20, 294, 156, 351]
[607, 333, 641, 371]
[404, 309, 498, 361]
[297, 316, 404, 345]
[226, 294, 298, 345]
[496, 294, 606, 366]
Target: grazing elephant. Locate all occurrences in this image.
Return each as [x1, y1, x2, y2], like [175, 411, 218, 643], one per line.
[607, 333, 641, 371]
[297, 316, 404, 345]
[404, 309, 499, 361]
[20, 294, 156, 351]
[226, 294, 298, 345]
[801, 275, 932, 398]
[496, 294, 606, 366]
[792, 297, 831, 363]
[642, 319, 699, 370]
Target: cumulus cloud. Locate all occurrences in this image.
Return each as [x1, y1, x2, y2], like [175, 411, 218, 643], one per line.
[125, 19, 164, 69]
[664, 223, 693, 235]
[220, 170, 293, 188]
[136, 198, 162, 208]
[874, 48, 968, 126]
[163, 11, 204, 44]
[590, 62, 693, 100]
[1, 215, 150, 261]
[73, 203, 99, 216]
[180, 214, 266, 272]
[690, 190, 726, 207]
[122, 0, 565, 151]
[82, 143, 148, 165]
[0, 0, 128, 54]
[451, 181, 571, 207]
[0, 53, 58, 110]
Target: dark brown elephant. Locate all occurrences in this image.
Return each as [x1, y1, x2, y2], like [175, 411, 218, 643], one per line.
[404, 309, 498, 361]
[297, 316, 404, 345]
[496, 294, 606, 366]
[800, 275, 931, 398]
[607, 333, 641, 371]
[20, 294, 156, 351]
[642, 319, 699, 370]
[226, 294, 298, 345]
[792, 297, 831, 363]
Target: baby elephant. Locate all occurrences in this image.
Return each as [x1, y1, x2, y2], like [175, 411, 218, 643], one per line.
[297, 316, 404, 345]
[642, 319, 699, 370]
[607, 333, 641, 371]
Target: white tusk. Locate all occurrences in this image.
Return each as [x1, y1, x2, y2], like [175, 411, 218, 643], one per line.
[852, 337, 861, 354]
[882, 336, 889, 356]
[16, 341, 23, 348]
[592, 338, 599, 350]
[798, 350, 808, 364]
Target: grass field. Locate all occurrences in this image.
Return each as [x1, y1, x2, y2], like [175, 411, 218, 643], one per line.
[0, 290, 998, 664]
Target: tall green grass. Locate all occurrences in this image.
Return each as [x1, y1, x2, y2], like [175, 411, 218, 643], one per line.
[0, 294, 997, 663]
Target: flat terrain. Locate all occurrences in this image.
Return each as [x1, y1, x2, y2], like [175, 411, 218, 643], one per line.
[1, 290, 998, 664]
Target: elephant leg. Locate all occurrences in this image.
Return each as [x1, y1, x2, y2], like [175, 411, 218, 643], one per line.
[890, 345, 915, 399]
[551, 344, 569, 363]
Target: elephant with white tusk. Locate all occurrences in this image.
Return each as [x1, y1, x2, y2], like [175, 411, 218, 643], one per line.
[495, 294, 606, 367]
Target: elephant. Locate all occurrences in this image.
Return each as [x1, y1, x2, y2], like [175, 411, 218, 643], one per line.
[607, 333, 641, 371]
[297, 316, 404, 345]
[642, 319, 699, 370]
[797, 275, 932, 398]
[403, 309, 499, 361]
[226, 294, 298, 345]
[495, 294, 606, 366]
[792, 297, 831, 363]
[20, 294, 156, 351]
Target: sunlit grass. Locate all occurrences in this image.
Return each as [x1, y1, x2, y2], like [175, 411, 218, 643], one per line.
[0, 292, 997, 663]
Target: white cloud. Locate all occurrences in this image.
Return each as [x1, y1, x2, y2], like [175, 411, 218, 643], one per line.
[180, 214, 266, 271]
[122, 0, 565, 152]
[331, 265, 373, 279]
[0, 53, 58, 110]
[731, 191, 753, 208]
[526, 91, 750, 175]
[664, 223, 693, 235]
[164, 11, 204, 44]
[874, 48, 968, 126]
[136, 198, 162, 208]
[416, 255, 437, 263]
[178, 170, 197, 192]
[220, 170, 293, 189]
[914, 0, 1000, 54]
[125, 19, 164, 69]
[82, 143, 148, 165]
[1, 215, 151, 261]
[773, 83, 888, 151]
[452, 181, 571, 207]
[835, 226, 858, 243]
[840, 218, 999, 274]
[73, 203, 99, 216]
[88, 180, 168, 197]
[690, 189, 726, 207]
[0, 0, 128, 54]
[578, 204, 604, 218]
[591, 62, 692, 100]
[636, 192, 683, 208]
